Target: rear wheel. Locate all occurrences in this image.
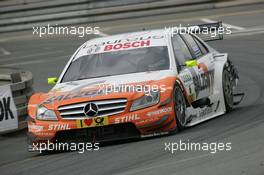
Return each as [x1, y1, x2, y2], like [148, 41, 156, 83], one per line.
[223, 64, 234, 112]
[173, 84, 187, 131]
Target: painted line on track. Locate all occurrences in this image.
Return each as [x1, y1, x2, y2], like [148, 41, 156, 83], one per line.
[97, 31, 109, 37]
[3, 55, 70, 66]
[0, 50, 64, 63]
[1, 31, 109, 66]
[0, 47, 11, 55]
[226, 28, 264, 38]
[200, 18, 245, 31]
[117, 153, 212, 175]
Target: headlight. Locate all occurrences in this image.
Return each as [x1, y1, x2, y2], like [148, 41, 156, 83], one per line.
[130, 90, 160, 111]
[36, 106, 58, 121]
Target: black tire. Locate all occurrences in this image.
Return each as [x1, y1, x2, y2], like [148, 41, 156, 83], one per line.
[223, 64, 234, 112]
[173, 84, 187, 131]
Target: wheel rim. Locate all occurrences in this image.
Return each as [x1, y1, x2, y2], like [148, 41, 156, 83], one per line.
[174, 87, 186, 126]
[223, 70, 233, 107]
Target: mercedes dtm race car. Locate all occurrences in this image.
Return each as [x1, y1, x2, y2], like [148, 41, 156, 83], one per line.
[27, 22, 244, 150]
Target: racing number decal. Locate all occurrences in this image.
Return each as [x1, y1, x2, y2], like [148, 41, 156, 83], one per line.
[76, 116, 109, 128]
[188, 63, 214, 99]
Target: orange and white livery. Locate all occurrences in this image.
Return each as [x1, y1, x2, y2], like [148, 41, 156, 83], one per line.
[27, 23, 243, 150]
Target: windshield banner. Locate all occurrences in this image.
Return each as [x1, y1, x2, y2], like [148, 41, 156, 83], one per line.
[73, 33, 167, 61]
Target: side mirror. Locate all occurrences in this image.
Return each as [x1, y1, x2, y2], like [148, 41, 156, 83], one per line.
[185, 60, 198, 68]
[48, 77, 58, 85]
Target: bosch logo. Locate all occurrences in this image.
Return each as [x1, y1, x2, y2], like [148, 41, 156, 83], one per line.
[84, 103, 99, 117]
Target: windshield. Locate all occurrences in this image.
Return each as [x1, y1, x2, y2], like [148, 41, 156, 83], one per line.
[62, 46, 170, 82]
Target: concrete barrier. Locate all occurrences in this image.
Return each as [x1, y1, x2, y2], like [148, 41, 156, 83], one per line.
[0, 67, 33, 133]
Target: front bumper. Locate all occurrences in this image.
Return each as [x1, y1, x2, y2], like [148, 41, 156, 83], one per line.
[27, 103, 176, 150]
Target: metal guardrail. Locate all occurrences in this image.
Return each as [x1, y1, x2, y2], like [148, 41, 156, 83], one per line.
[0, 0, 46, 7]
[0, 0, 211, 33]
[0, 0, 264, 33]
[0, 0, 161, 14]
[0, 0, 209, 26]
[0, 67, 34, 132]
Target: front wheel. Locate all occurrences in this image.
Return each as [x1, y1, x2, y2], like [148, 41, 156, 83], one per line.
[223, 64, 234, 112]
[173, 84, 187, 131]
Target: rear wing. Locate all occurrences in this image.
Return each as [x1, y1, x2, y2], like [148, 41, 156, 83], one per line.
[189, 21, 224, 42]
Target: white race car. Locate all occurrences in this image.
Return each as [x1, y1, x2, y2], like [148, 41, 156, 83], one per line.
[27, 22, 244, 147]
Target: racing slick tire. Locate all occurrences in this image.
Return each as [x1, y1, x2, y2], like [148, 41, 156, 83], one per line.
[223, 62, 234, 112]
[173, 84, 187, 131]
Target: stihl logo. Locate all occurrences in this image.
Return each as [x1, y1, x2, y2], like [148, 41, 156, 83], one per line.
[0, 97, 14, 121]
[114, 114, 140, 123]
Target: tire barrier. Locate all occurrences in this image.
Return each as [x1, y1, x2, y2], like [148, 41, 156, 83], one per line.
[0, 67, 33, 133]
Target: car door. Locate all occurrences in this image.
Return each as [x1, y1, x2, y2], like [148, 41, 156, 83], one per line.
[171, 34, 215, 102]
[183, 34, 215, 98]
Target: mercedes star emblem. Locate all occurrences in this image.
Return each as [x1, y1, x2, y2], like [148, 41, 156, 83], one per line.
[84, 102, 99, 117]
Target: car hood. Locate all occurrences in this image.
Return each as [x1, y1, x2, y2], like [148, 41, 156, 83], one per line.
[41, 70, 176, 108]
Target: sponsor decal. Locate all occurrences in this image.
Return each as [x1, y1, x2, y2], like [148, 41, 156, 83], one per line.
[44, 88, 105, 104]
[114, 114, 140, 124]
[44, 82, 165, 104]
[198, 70, 214, 91]
[199, 106, 213, 118]
[28, 124, 44, 132]
[48, 124, 70, 131]
[104, 40, 151, 51]
[0, 85, 18, 132]
[181, 73, 192, 83]
[73, 34, 166, 56]
[71, 33, 167, 68]
[84, 35, 164, 49]
[86, 45, 101, 54]
[44, 81, 107, 103]
[76, 116, 109, 128]
[147, 107, 172, 117]
[136, 117, 158, 124]
[141, 131, 169, 138]
[189, 66, 214, 98]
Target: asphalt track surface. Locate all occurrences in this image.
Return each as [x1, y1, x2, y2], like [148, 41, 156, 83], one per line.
[0, 3, 264, 175]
